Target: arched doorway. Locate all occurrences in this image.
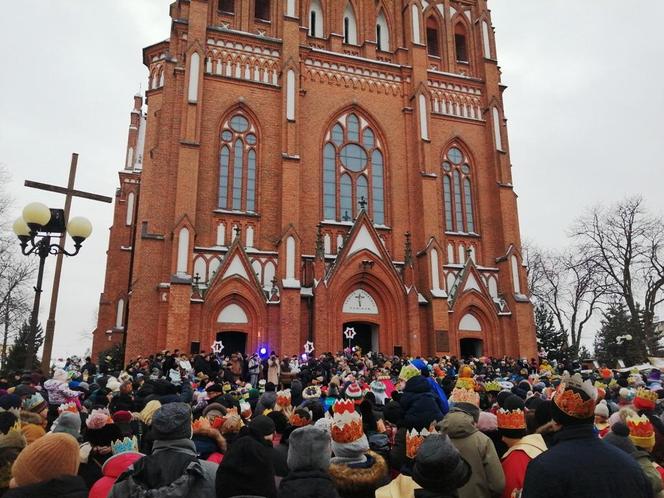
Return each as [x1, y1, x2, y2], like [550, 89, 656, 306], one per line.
[343, 322, 379, 353]
[460, 338, 483, 357]
[216, 331, 247, 355]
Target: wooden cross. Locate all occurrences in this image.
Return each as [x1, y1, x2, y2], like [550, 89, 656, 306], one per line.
[25, 153, 113, 371]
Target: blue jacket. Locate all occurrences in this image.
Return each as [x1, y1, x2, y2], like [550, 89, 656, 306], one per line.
[426, 376, 449, 415]
[522, 424, 652, 498]
[399, 376, 444, 430]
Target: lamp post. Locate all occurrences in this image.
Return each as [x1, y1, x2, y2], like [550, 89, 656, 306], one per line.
[12, 202, 92, 371]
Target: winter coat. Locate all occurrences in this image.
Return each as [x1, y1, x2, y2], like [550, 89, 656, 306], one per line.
[522, 424, 653, 498]
[328, 451, 389, 498]
[440, 411, 505, 498]
[0, 429, 25, 494]
[400, 376, 444, 431]
[632, 449, 664, 497]
[109, 438, 218, 498]
[375, 473, 421, 498]
[43, 379, 81, 406]
[278, 469, 340, 498]
[88, 452, 143, 498]
[3, 475, 87, 498]
[78, 450, 112, 489]
[267, 358, 281, 385]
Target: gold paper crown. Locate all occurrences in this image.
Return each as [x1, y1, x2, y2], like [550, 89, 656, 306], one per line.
[496, 408, 526, 430]
[450, 387, 480, 407]
[636, 387, 658, 403]
[406, 428, 432, 459]
[484, 380, 502, 393]
[454, 377, 475, 390]
[330, 400, 364, 444]
[553, 373, 597, 419]
[627, 414, 654, 438]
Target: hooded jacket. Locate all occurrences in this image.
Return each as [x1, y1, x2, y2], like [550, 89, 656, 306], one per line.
[108, 439, 217, 498]
[3, 475, 87, 498]
[88, 452, 143, 498]
[400, 376, 444, 431]
[440, 411, 505, 498]
[328, 450, 389, 498]
[278, 469, 340, 498]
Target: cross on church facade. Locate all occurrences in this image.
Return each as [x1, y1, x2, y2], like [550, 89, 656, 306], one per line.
[355, 291, 364, 307]
[25, 153, 112, 371]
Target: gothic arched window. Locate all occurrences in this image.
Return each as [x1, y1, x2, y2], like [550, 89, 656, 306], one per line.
[454, 22, 469, 63]
[309, 0, 323, 38]
[426, 16, 441, 57]
[376, 10, 390, 51]
[219, 113, 258, 212]
[343, 3, 358, 45]
[442, 146, 475, 233]
[323, 113, 386, 225]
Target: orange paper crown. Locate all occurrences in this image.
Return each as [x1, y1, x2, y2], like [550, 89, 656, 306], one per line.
[58, 402, 78, 414]
[553, 375, 596, 419]
[496, 408, 527, 430]
[330, 399, 364, 444]
[276, 390, 291, 407]
[406, 428, 432, 459]
[289, 409, 312, 428]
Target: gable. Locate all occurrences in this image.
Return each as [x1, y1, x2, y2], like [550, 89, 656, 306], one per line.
[348, 225, 381, 258]
[222, 254, 249, 280]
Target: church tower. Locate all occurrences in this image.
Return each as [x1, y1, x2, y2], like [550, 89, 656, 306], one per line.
[93, 0, 537, 361]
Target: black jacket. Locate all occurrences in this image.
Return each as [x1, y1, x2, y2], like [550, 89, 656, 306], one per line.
[399, 376, 444, 430]
[4, 476, 87, 498]
[522, 424, 653, 498]
[278, 469, 340, 498]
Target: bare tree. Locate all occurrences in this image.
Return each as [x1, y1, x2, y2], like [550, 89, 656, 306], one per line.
[0, 165, 36, 368]
[526, 245, 608, 356]
[573, 197, 664, 355]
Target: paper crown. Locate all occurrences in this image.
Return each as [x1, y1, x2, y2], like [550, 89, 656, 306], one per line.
[276, 390, 291, 407]
[449, 387, 480, 407]
[289, 408, 312, 428]
[345, 382, 363, 400]
[454, 377, 476, 390]
[58, 402, 78, 414]
[553, 373, 597, 419]
[627, 414, 656, 449]
[484, 380, 502, 393]
[406, 428, 432, 459]
[111, 436, 139, 455]
[330, 399, 363, 444]
[22, 393, 46, 413]
[239, 401, 252, 418]
[634, 387, 658, 409]
[496, 408, 527, 430]
[398, 364, 421, 382]
[86, 408, 114, 430]
[193, 415, 224, 432]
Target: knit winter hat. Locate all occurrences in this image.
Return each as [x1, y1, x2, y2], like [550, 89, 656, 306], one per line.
[202, 402, 227, 419]
[250, 415, 276, 437]
[11, 433, 80, 486]
[302, 385, 322, 400]
[604, 422, 637, 455]
[139, 400, 162, 426]
[370, 380, 387, 405]
[52, 412, 81, 440]
[412, 434, 471, 493]
[287, 425, 331, 471]
[151, 402, 192, 441]
[594, 399, 609, 419]
[0, 394, 22, 411]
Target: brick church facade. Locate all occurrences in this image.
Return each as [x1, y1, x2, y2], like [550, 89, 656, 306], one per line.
[92, 0, 537, 361]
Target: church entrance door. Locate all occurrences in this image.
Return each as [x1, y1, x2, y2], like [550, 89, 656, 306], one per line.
[216, 331, 247, 355]
[460, 338, 483, 358]
[343, 322, 379, 354]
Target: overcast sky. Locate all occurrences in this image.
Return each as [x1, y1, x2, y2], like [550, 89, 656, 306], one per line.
[1, 1, 662, 360]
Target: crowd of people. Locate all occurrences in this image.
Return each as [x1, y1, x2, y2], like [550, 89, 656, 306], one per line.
[0, 348, 662, 497]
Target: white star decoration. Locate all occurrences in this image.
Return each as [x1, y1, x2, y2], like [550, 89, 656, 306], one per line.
[343, 327, 356, 340]
[211, 340, 224, 355]
[304, 341, 315, 354]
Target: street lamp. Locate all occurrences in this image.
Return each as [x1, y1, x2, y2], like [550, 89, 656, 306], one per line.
[12, 203, 92, 371]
